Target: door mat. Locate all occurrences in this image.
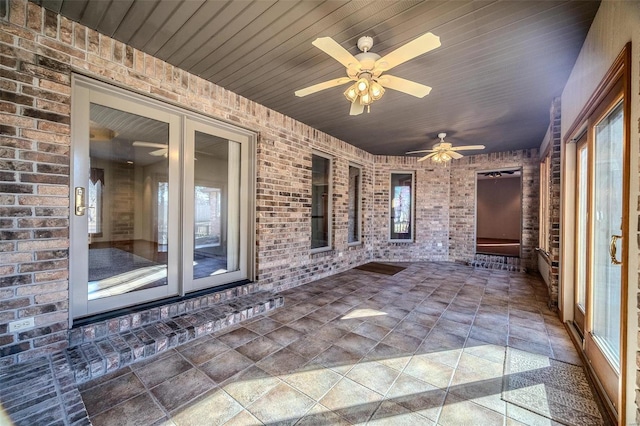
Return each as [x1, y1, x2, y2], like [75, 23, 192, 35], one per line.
[502, 348, 604, 425]
[354, 262, 406, 275]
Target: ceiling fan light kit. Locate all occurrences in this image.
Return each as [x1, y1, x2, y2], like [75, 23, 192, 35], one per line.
[405, 133, 485, 164]
[295, 33, 441, 115]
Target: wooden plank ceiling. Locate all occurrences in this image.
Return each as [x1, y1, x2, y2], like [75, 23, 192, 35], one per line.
[37, 0, 600, 156]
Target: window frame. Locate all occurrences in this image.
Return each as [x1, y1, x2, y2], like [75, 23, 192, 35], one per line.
[310, 151, 333, 253]
[389, 171, 415, 242]
[347, 163, 363, 246]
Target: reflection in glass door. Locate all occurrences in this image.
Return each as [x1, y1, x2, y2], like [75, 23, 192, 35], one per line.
[87, 105, 171, 300]
[183, 119, 248, 291]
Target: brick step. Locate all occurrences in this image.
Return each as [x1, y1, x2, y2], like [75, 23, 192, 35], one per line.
[65, 291, 284, 384]
[471, 254, 526, 272]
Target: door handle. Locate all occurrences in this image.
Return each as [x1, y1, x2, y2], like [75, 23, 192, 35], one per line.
[609, 234, 622, 265]
[75, 187, 87, 216]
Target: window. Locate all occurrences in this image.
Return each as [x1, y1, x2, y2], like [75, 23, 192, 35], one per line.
[311, 153, 331, 250]
[87, 168, 103, 236]
[348, 165, 362, 244]
[390, 172, 414, 241]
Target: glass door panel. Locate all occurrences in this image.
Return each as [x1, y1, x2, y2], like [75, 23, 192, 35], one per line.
[590, 101, 623, 366]
[71, 80, 180, 317]
[88, 104, 170, 300]
[184, 119, 247, 291]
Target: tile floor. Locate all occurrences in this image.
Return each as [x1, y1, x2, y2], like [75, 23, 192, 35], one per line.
[79, 262, 604, 425]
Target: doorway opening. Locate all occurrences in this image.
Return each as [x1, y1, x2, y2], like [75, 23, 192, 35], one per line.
[475, 169, 522, 260]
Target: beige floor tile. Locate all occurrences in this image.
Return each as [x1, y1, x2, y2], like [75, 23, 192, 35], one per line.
[438, 393, 505, 426]
[285, 335, 332, 360]
[385, 373, 444, 422]
[506, 402, 554, 425]
[456, 352, 504, 379]
[244, 316, 283, 335]
[352, 322, 391, 341]
[217, 327, 261, 348]
[283, 363, 341, 400]
[448, 370, 506, 415]
[417, 347, 462, 368]
[224, 409, 263, 426]
[177, 338, 230, 366]
[170, 388, 243, 426]
[81, 371, 146, 417]
[247, 382, 315, 425]
[90, 393, 165, 426]
[133, 352, 192, 388]
[264, 325, 305, 346]
[150, 368, 215, 412]
[319, 377, 383, 424]
[463, 339, 506, 364]
[295, 403, 351, 425]
[312, 344, 362, 375]
[221, 365, 280, 407]
[404, 354, 455, 389]
[235, 335, 283, 362]
[200, 349, 253, 384]
[256, 348, 308, 376]
[346, 360, 400, 395]
[334, 332, 378, 356]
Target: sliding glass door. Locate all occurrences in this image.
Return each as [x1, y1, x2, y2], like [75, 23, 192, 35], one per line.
[71, 77, 254, 319]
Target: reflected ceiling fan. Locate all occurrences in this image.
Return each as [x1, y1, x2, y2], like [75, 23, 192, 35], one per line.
[132, 141, 168, 157]
[294, 33, 441, 115]
[406, 133, 485, 163]
[481, 170, 517, 178]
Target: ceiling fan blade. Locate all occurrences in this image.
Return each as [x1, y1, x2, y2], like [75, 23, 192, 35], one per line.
[449, 151, 464, 160]
[295, 77, 352, 97]
[133, 141, 166, 149]
[374, 32, 440, 72]
[417, 152, 438, 162]
[450, 145, 486, 151]
[350, 100, 364, 116]
[149, 148, 167, 156]
[312, 37, 361, 70]
[378, 75, 431, 98]
[405, 149, 435, 154]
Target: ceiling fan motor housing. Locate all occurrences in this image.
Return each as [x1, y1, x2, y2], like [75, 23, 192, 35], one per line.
[357, 36, 374, 52]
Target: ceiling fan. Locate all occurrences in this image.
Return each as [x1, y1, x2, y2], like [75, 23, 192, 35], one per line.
[132, 141, 168, 157]
[481, 170, 518, 178]
[406, 133, 485, 163]
[294, 33, 441, 115]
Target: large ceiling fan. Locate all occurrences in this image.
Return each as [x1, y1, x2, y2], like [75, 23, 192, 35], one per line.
[294, 33, 441, 115]
[406, 133, 485, 163]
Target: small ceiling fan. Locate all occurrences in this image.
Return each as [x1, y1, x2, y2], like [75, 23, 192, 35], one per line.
[406, 133, 485, 162]
[132, 141, 168, 157]
[294, 33, 441, 115]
